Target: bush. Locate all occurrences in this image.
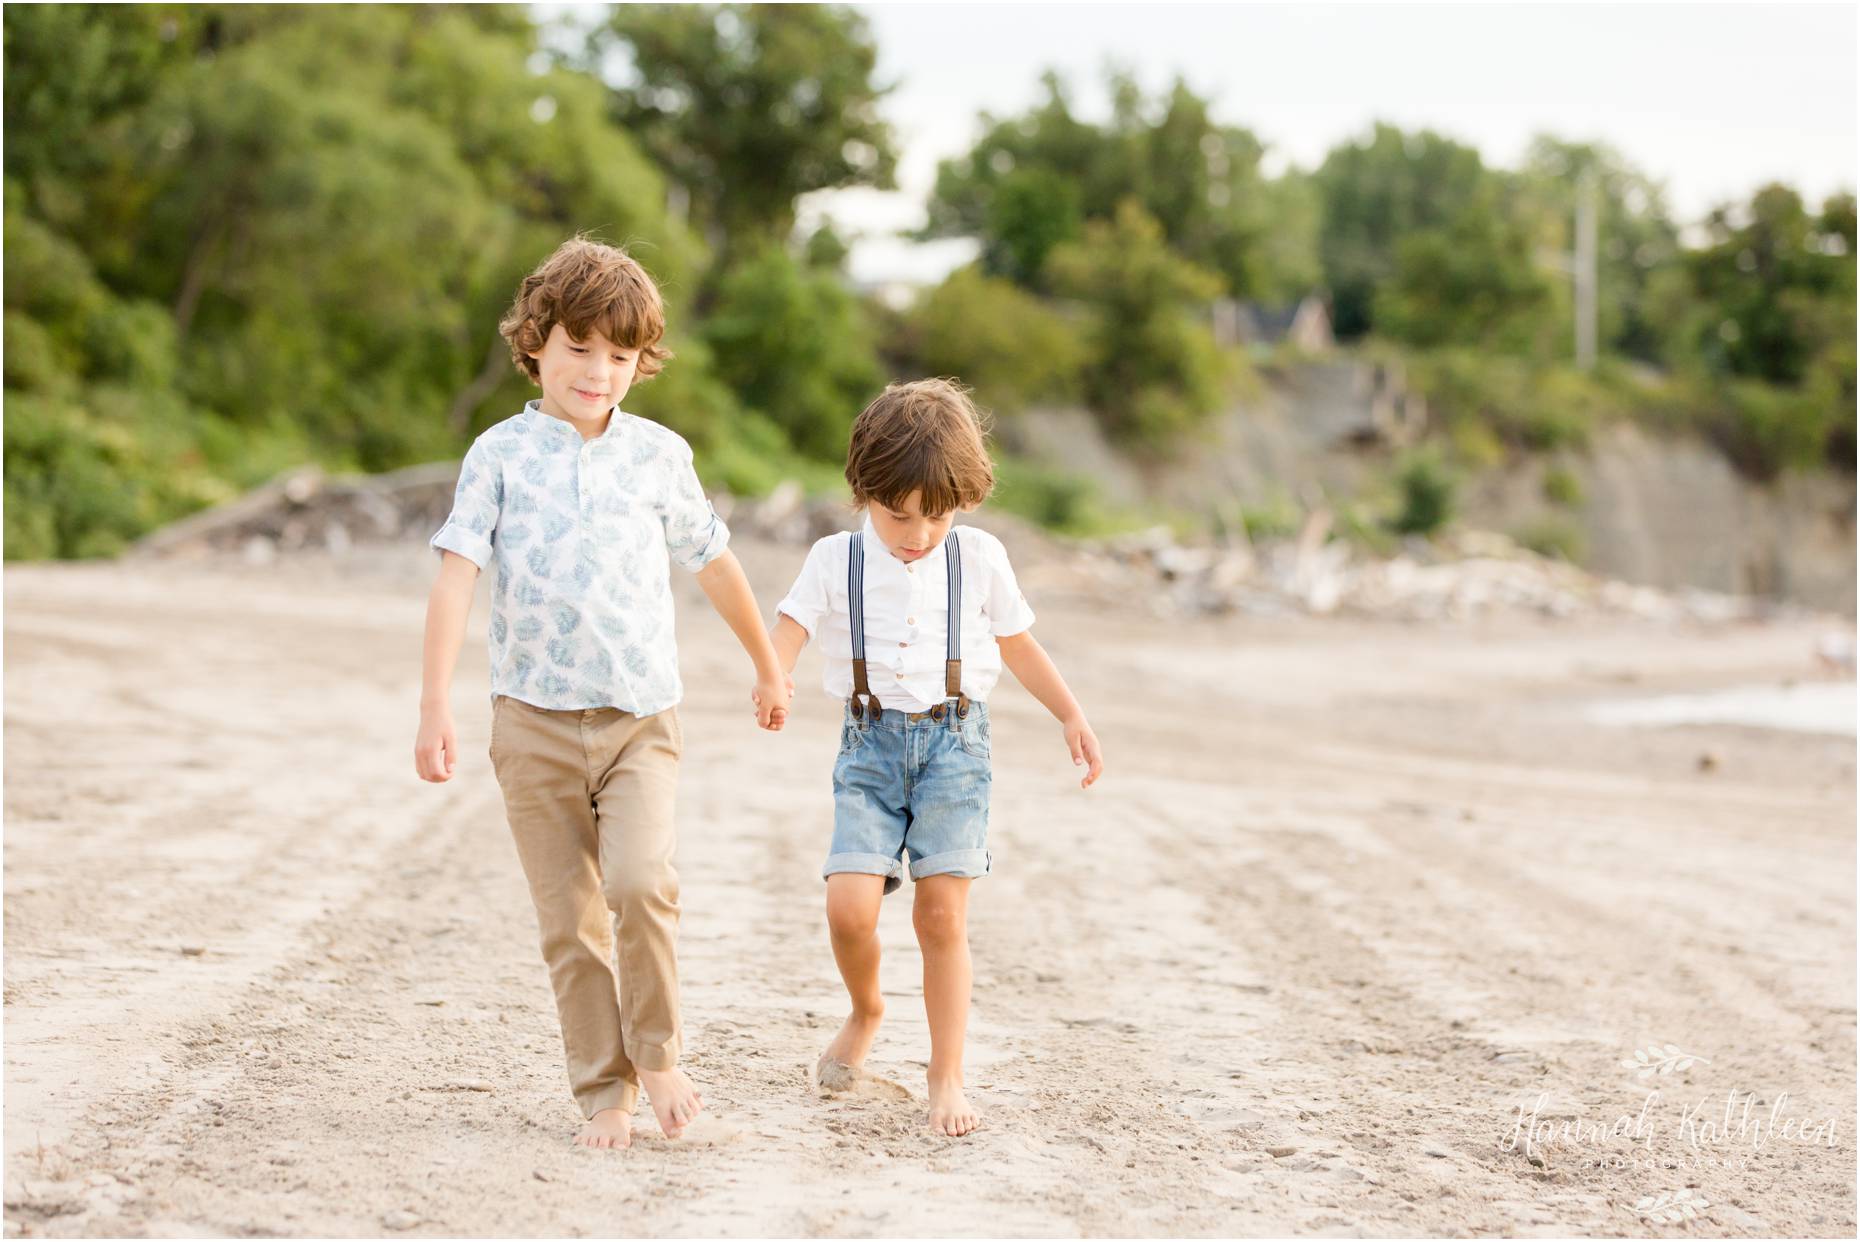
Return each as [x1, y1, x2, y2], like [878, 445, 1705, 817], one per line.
[903, 265, 1087, 414]
[1047, 200, 1232, 450]
[1387, 448, 1458, 536]
[991, 457, 1103, 534]
[701, 246, 885, 460]
[1542, 463, 1585, 507]
[3, 387, 236, 559]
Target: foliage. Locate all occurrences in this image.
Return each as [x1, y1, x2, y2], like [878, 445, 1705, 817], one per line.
[1387, 447, 1458, 537]
[923, 69, 1320, 301]
[699, 245, 885, 459]
[1046, 200, 1232, 448]
[899, 265, 1087, 413]
[1542, 463, 1585, 508]
[1313, 123, 1493, 339]
[590, 4, 896, 253]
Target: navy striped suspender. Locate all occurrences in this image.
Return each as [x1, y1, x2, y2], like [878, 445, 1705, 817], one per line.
[846, 529, 968, 726]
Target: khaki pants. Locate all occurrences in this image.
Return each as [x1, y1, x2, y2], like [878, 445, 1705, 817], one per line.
[489, 695, 683, 1118]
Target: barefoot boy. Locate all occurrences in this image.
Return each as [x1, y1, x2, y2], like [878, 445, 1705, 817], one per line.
[415, 237, 790, 1148]
[768, 379, 1104, 1137]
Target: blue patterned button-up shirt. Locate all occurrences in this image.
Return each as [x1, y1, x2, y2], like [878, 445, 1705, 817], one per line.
[430, 400, 731, 714]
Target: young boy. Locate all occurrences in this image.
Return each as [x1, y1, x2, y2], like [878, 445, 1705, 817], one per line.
[767, 378, 1104, 1137]
[415, 237, 790, 1149]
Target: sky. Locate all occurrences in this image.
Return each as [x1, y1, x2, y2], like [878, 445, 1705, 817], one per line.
[537, 3, 1858, 287]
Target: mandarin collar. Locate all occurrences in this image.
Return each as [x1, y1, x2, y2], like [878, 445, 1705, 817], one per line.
[860, 513, 951, 565]
[522, 399, 626, 444]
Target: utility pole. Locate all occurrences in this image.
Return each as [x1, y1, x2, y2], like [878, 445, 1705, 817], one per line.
[1575, 165, 1598, 371]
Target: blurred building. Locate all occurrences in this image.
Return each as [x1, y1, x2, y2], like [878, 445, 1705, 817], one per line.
[1215, 295, 1334, 353]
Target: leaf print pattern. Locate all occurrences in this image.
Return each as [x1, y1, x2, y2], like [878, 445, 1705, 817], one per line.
[427, 402, 729, 713]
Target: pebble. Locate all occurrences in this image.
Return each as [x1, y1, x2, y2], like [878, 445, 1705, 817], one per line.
[1266, 1145, 1299, 1158]
[441, 1079, 494, 1093]
[382, 1209, 421, 1230]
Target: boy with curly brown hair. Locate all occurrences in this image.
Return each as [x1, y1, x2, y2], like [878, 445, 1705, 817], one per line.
[415, 236, 790, 1148]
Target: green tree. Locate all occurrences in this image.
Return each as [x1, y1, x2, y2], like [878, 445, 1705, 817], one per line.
[1372, 178, 1556, 353]
[700, 245, 884, 458]
[924, 69, 1318, 300]
[1312, 122, 1491, 338]
[901, 265, 1087, 413]
[1046, 200, 1230, 447]
[589, 5, 897, 256]
[1515, 136, 1683, 362]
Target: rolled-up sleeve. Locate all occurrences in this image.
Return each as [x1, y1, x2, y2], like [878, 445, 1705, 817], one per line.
[978, 532, 1036, 637]
[661, 442, 731, 573]
[430, 439, 501, 569]
[775, 537, 835, 637]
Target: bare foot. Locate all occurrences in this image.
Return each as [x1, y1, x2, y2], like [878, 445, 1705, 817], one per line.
[636, 1066, 703, 1139]
[574, 1107, 633, 1149]
[927, 1078, 979, 1137]
[816, 1008, 884, 1090]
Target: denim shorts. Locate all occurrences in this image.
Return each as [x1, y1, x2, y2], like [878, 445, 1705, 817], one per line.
[825, 700, 992, 895]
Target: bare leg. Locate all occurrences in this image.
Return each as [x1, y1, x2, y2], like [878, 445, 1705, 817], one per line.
[914, 875, 978, 1136]
[819, 874, 888, 1088]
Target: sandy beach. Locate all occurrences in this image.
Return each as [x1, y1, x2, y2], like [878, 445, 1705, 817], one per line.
[4, 535, 1854, 1237]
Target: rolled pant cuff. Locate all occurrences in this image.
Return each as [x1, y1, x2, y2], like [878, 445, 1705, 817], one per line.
[623, 1038, 680, 1073]
[823, 851, 905, 895]
[579, 1078, 639, 1119]
[908, 847, 991, 881]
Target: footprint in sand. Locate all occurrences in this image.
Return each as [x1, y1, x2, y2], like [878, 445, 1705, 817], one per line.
[631, 1113, 742, 1148]
[814, 1054, 914, 1101]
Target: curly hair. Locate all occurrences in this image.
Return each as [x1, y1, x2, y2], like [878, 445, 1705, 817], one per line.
[844, 378, 996, 517]
[498, 235, 672, 383]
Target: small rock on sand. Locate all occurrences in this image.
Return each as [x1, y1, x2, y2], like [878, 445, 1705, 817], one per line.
[1266, 1145, 1299, 1158]
[382, 1209, 421, 1230]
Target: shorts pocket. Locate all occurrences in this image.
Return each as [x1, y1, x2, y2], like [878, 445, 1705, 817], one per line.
[839, 720, 867, 756]
[957, 716, 991, 759]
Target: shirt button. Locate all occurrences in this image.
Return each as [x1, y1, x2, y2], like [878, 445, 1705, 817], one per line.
[906, 617, 915, 625]
[899, 641, 907, 648]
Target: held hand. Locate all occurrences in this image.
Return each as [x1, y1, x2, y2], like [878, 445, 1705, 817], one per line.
[414, 707, 459, 782]
[1064, 716, 1104, 789]
[751, 673, 794, 731]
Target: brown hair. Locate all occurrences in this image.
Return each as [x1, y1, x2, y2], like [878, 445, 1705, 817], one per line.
[498, 235, 671, 383]
[845, 378, 996, 516]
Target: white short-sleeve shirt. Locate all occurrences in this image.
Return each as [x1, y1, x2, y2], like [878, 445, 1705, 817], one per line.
[776, 516, 1036, 711]
[429, 400, 730, 713]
